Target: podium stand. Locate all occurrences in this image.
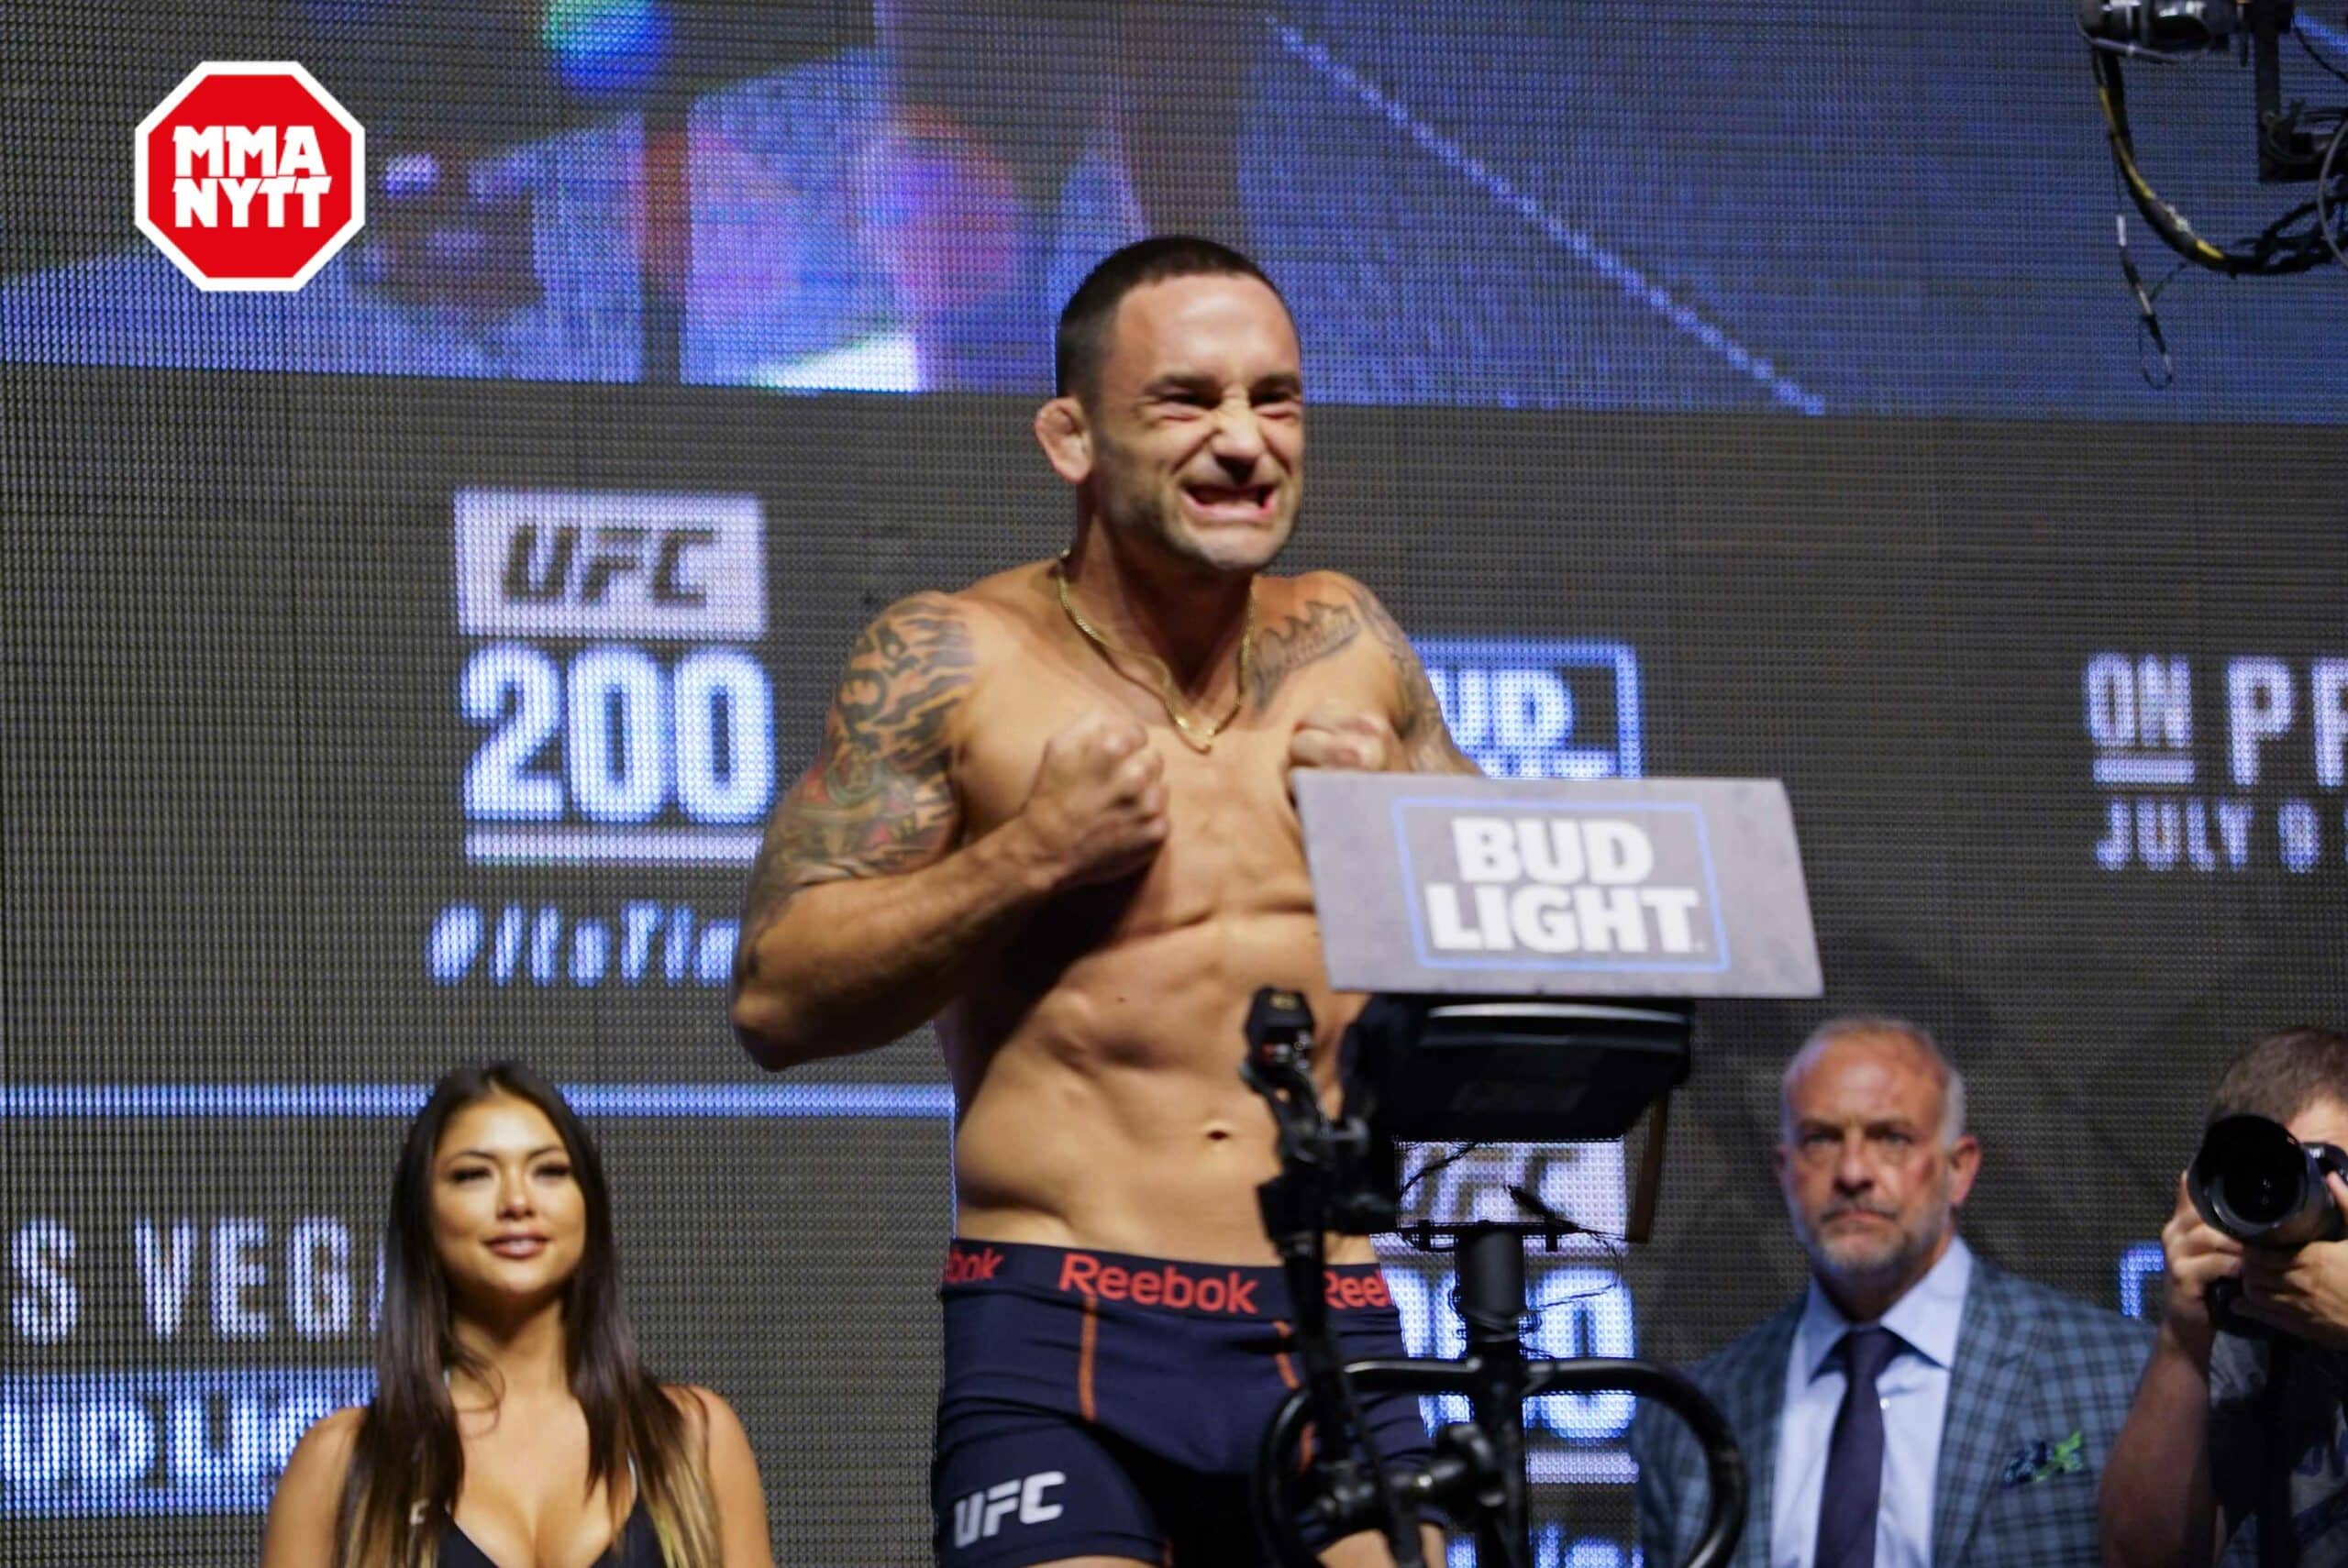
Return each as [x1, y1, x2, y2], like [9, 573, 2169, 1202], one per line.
[1246, 776, 1823, 1568]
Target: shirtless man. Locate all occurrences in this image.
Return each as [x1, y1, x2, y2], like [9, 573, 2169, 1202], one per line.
[732, 237, 1476, 1567]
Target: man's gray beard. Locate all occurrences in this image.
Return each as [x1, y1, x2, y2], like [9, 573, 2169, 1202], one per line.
[1811, 1227, 1927, 1295]
[1799, 1197, 1952, 1300]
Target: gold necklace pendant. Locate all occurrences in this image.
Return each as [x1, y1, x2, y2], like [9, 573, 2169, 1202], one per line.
[1055, 550, 1254, 754]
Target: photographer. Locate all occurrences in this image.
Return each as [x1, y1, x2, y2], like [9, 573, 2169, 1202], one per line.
[2103, 1026, 2348, 1568]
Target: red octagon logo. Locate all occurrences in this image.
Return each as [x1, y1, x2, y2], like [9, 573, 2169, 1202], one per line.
[135, 62, 365, 292]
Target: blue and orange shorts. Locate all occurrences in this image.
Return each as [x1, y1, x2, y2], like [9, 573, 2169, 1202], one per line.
[931, 1238, 1434, 1566]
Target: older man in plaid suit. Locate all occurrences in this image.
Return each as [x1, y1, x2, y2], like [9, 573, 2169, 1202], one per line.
[1630, 1016, 2153, 1568]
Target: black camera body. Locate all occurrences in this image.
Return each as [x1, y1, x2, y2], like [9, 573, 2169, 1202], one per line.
[2077, 0, 2248, 54]
[2188, 1113, 2348, 1249]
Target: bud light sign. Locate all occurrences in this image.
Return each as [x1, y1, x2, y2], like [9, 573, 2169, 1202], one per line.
[1413, 639, 1644, 780]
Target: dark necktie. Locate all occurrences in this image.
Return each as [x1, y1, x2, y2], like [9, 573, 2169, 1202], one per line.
[1813, 1325, 1902, 1568]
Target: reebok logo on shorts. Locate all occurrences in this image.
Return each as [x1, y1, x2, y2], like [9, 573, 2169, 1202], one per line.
[942, 1244, 1005, 1285]
[1057, 1252, 1261, 1313]
[938, 1237, 1397, 1316]
[1051, 1251, 1394, 1314]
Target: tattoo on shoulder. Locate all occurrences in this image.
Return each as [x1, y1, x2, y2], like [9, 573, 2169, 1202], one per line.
[1249, 595, 1362, 709]
[1350, 581, 1474, 770]
[744, 594, 974, 922]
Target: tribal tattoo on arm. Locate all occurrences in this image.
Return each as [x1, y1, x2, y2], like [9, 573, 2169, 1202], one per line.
[1247, 576, 1480, 775]
[1247, 595, 1362, 709]
[739, 593, 975, 941]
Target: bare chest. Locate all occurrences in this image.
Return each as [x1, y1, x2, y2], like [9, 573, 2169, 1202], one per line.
[953, 652, 1388, 931]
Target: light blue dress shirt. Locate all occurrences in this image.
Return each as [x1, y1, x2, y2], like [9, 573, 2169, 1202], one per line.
[1769, 1235, 1974, 1568]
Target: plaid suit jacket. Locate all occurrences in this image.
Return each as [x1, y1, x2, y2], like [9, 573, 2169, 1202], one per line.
[1627, 1259, 2154, 1568]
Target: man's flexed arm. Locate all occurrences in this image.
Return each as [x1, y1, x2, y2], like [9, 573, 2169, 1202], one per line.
[748, 593, 974, 902]
[731, 592, 986, 1066]
[1276, 573, 1482, 782]
[1349, 579, 1480, 775]
[731, 594, 1168, 1069]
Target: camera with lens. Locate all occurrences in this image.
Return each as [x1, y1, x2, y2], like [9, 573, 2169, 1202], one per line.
[2188, 1113, 2348, 1249]
[2077, 0, 2244, 54]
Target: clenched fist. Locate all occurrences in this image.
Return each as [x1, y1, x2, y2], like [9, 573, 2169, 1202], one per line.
[1015, 712, 1169, 889]
[1287, 702, 1400, 794]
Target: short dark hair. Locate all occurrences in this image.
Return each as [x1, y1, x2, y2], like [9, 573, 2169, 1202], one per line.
[1054, 235, 1284, 402]
[2209, 1025, 2348, 1125]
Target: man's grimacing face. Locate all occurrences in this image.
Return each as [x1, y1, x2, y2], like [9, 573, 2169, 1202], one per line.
[1080, 273, 1304, 577]
[1776, 1032, 1979, 1300]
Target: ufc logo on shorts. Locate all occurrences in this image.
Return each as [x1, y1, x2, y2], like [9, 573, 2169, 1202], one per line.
[949, 1471, 1065, 1546]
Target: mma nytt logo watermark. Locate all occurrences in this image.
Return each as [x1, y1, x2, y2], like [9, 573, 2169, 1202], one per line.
[134, 62, 365, 292]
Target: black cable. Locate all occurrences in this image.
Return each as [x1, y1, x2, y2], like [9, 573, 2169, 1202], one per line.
[2092, 49, 2237, 271]
[2082, 34, 2199, 64]
[2320, 116, 2348, 273]
[2257, 1338, 2301, 1568]
[2135, 255, 2187, 389]
[2297, 23, 2348, 88]
[1523, 1241, 1631, 1318]
[1324, 1334, 1414, 1561]
[2090, 47, 2348, 275]
[2104, 157, 2173, 386]
[1289, 1251, 1420, 1564]
[1394, 1142, 1490, 1208]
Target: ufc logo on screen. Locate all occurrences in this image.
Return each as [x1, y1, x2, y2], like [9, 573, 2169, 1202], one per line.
[454, 491, 764, 641]
[448, 488, 777, 879]
[503, 524, 714, 610]
[948, 1471, 1065, 1545]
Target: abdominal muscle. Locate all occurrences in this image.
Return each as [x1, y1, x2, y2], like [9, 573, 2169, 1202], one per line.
[941, 909, 1376, 1267]
[935, 569, 1401, 1267]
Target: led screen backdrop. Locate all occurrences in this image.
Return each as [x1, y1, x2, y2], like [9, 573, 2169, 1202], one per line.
[6, 0, 2348, 413]
[6, 3, 2348, 1565]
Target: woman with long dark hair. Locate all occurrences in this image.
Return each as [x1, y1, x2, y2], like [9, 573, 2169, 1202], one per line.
[260, 1063, 774, 1567]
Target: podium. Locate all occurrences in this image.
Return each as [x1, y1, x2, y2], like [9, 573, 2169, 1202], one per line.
[1244, 776, 1822, 1567]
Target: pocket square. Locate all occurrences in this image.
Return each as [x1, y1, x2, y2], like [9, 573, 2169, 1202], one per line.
[1999, 1430, 2086, 1487]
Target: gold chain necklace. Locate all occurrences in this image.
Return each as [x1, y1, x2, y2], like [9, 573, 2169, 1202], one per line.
[1053, 549, 1255, 754]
